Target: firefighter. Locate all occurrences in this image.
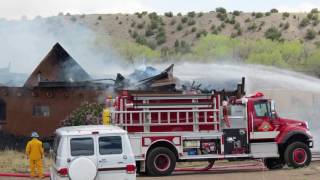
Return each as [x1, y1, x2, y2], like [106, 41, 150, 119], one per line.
[103, 96, 113, 125]
[26, 132, 44, 178]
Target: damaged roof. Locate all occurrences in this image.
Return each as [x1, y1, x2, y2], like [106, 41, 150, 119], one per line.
[24, 43, 91, 88]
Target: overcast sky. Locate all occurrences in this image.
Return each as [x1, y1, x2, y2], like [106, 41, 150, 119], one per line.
[1, 0, 320, 20]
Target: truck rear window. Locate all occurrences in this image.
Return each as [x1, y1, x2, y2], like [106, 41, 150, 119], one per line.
[70, 138, 94, 156]
[99, 136, 122, 155]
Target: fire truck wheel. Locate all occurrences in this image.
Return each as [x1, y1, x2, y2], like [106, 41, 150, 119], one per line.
[263, 158, 284, 170]
[146, 147, 176, 176]
[284, 142, 311, 168]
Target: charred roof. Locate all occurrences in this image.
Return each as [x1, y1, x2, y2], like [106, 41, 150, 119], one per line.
[24, 43, 91, 88]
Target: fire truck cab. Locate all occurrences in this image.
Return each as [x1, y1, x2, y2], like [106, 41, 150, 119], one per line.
[110, 91, 313, 176]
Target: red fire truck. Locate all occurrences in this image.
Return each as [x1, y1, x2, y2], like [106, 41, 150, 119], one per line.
[109, 90, 313, 176]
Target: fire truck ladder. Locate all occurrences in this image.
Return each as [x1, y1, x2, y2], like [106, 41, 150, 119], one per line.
[112, 94, 221, 132]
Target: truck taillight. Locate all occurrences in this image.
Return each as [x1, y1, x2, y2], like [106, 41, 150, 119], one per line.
[57, 168, 68, 176]
[126, 165, 136, 174]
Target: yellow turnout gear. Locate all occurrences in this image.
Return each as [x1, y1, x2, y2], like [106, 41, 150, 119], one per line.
[103, 108, 111, 125]
[26, 138, 44, 178]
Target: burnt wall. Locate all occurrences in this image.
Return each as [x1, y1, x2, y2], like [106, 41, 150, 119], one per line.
[0, 86, 108, 138]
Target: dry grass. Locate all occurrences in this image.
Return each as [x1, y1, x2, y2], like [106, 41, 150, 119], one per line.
[0, 150, 53, 173]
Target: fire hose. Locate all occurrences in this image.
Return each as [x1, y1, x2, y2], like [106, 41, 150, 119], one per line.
[0, 173, 50, 178]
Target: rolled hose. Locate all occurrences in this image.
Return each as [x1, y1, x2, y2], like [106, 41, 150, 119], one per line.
[0, 172, 50, 178]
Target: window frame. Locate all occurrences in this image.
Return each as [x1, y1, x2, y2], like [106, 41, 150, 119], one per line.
[0, 98, 6, 122]
[98, 136, 123, 155]
[32, 105, 50, 117]
[70, 137, 95, 157]
[253, 101, 271, 118]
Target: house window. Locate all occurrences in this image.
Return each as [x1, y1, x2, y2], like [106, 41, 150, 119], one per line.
[33, 105, 50, 117]
[0, 99, 6, 122]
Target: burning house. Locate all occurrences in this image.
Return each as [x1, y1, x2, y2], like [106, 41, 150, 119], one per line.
[0, 43, 111, 142]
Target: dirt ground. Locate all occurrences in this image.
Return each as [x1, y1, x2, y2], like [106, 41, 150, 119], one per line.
[1, 161, 319, 180]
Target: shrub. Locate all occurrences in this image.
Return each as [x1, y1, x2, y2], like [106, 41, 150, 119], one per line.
[282, 12, 290, 18]
[196, 30, 208, 38]
[211, 29, 219, 35]
[311, 8, 319, 14]
[233, 10, 241, 16]
[237, 28, 242, 36]
[137, 22, 145, 29]
[181, 17, 188, 23]
[216, 7, 227, 14]
[175, 40, 180, 47]
[251, 12, 256, 17]
[247, 23, 257, 31]
[131, 21, 136, 27]
[119, 21, 122, 25]
[270, 9, 278, 13]
[210, 24, 216, 30]
[164, 12, 173, 17]
[279, 22, 284, 28]
[145, 28, 154, 37]
[245, 18, 251, 23]
[135, 35, 148, 45]
[177, 12, 182, 16]
[313, 20, 320, 26]
[299, 18, 310, 27]
[177, 23, 183, 31]
[219, 23, 226, 29]
[148, 12, 159, 20]
[283, 22, 290, 30]
[150, 20, 158, 29]
[265, 27, 282, 41]
[198, 12, 204, 17]
[156, 35, 166, 45]
[217, 13, 227, 21]
[191, 27, 197, 32]
[61, 103, 103, 126]
[131, 31, 138, 38]
[265, 12, 271, 16]
[135, 12, 143, 18]
[170, 19, 176, 25]
[187, 11, 196, 18]
[255, 12, 263, 18]
[97, 16, 102, 20]
[234, 22, 240, 30]
[305, 29, 316, 40]
[225, 17, 236, 24]
[187, 19, 196, 26]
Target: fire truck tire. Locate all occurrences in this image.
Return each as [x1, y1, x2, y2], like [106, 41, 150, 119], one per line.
[146, 147, 176, 176]
[284, 142, 311, 168]
[263, 158, 284, 170]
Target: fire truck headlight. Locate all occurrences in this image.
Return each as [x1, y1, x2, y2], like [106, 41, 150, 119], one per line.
[144, 138, 152, 146]
[173, 137, 181, 145]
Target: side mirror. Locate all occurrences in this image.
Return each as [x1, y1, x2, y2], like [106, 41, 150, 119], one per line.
[271, 111, 277, 119]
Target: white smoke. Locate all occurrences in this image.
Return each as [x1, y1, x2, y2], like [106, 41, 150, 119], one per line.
[0, 16, 124, 81]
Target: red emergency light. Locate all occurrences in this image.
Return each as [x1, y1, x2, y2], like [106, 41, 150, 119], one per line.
[248, 92, 264, 98]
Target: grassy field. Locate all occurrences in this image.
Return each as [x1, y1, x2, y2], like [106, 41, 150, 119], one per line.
[0, 150, 53, 173]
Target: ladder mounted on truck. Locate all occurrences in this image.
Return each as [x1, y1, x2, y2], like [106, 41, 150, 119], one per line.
[112, 93, 221, 133]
